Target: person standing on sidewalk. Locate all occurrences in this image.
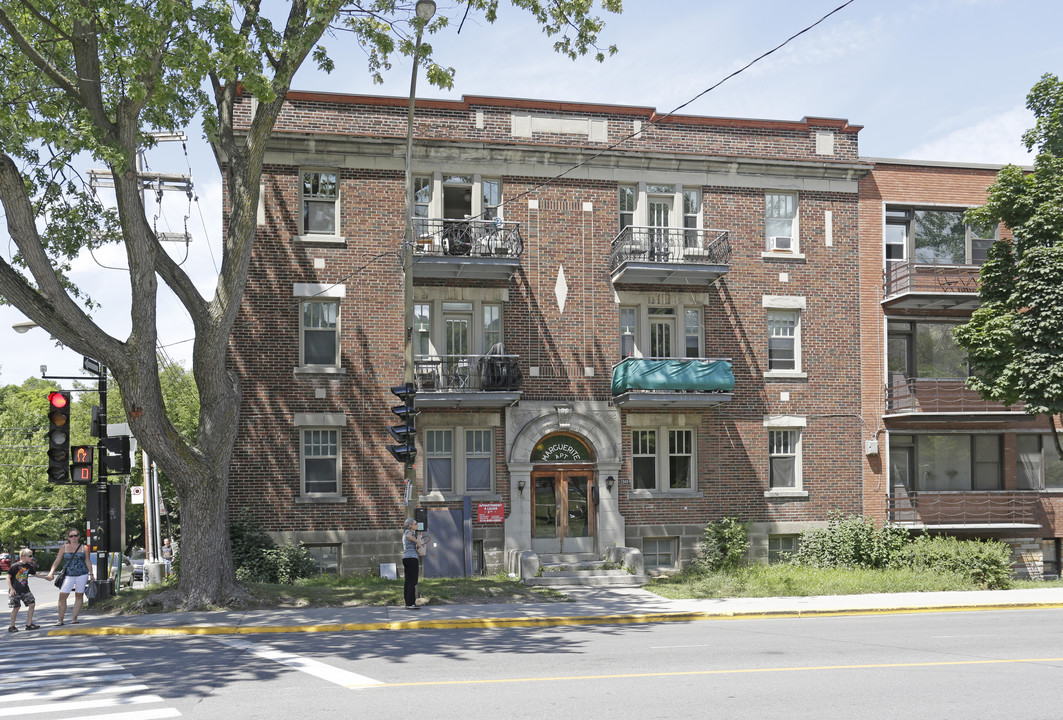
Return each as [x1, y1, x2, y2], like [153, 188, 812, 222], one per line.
[402, 518, 427, 609]
[7, 549, 39, 632]
[45, 529, 93, 626]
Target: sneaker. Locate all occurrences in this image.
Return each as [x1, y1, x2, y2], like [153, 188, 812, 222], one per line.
[405, 605, 420, 610]
[7, 626, 16, 633]
[24, 624, 39, 631]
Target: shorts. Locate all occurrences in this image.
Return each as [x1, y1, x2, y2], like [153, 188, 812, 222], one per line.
[60, 574, 89, 595]
[8, 591, 34, 608]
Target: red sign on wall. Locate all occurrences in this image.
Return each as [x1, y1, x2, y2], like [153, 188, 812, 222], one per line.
[477, 502, 505, 523]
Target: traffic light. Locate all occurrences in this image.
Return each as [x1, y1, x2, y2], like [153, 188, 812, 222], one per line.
[387, 383, 418, 464]
[70, 445, 94, 484]
[47, 391, 71, 483]
[100, 435, 131, 475]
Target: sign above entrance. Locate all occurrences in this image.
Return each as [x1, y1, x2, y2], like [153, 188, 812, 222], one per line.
[531, 434, 592, 463]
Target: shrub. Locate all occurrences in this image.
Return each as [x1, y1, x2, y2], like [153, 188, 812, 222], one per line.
[793, 513, 911, 570]
[229, 511, 316, 585]
[900, 535, 1013, 590]
[693, 517, 750, 573]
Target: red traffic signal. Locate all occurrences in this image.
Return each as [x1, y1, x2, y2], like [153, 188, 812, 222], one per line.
[46, 391, 71, 483]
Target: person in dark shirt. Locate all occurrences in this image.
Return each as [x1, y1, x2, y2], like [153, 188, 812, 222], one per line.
[7, 548, 39, 632]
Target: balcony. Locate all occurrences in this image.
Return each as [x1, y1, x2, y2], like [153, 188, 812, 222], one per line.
[412, 218, 523, 281]
[611, 357, 734, 408]
[887, 491, 1042, 529]
[884, 378, 1024, 417]
[610, 227, 731, 285]
[413, 353, 522, 408]
[882, 262, 981, 310]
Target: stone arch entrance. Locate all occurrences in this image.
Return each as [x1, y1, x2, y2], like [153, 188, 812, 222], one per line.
[503, 401, 623, 555]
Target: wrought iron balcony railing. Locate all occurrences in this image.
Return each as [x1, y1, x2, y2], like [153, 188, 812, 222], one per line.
[609, 227, 731, 272]
[887, 491, 1041, 526]
[414, 353, 522, 393]
[413, 218, 523, 258]
[884, 378, 1022, 414]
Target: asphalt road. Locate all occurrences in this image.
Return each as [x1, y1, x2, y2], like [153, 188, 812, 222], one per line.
[5, 605, 1063, 719]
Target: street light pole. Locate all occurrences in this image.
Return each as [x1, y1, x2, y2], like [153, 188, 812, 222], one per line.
[403, 0, 436, 520]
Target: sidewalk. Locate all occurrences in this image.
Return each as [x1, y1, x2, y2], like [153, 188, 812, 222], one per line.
[45, 585, 1063, 637]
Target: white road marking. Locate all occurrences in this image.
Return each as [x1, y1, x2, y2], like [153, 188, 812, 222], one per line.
[64, 710, 181, 720]
[0, 684, 150, 704]
[213, 636, 385, 689]
[0, 692, 164, 716]
[0, 673, 135, 690]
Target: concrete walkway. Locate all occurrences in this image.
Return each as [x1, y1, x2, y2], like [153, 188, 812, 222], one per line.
[43, 585, 1063, 638]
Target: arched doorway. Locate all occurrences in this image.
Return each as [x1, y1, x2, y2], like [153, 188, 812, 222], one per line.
[530, 434, 595, 554]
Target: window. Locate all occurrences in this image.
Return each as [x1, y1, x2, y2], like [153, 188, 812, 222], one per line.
[301, 301, 339, 367]
[643, 537, 677, 568]
[483, 304, 501, 352]
[1018, 435, 1063, 490]
[424, 427, 495, 495]
[304, 545, 340, 575]
[765, 192, 797, 253]
[619, 186, 635, 231]
[769, 430, 798, 489]
[768, 535, 799, 563]
[482, 180, 501, 220]
[617, 302, 703, 359]
[764, 416, 805, 494]
[414, 303, 431, 356]
[302, 170, 338, 235]
[413, 296, 508, 390]
[683, 189, 700, 248]
[892, 434, 1002, 491]
[887, 320, 967, 379]
[631, 428, 695, 492]
[886, 207, 998, 265]
[620, 307, 636, 357]
[302, 429, 339, 495]
[413, 176, 431, 236]
[767, 310, 798, 371]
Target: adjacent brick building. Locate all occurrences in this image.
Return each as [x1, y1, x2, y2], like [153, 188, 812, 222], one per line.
[859, 158, 1063, 579]
[226, 91, 874, 574]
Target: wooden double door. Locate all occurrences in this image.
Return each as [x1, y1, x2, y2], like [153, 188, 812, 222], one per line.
[531, 466, 596, 554]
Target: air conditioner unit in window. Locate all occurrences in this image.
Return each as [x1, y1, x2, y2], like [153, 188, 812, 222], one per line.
[769, 236, 793, 252]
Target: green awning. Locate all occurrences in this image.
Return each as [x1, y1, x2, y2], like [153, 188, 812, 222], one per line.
[611, 358, 735, 395]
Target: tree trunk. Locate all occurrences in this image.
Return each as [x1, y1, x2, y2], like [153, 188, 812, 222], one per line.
[173, 462, 243, 607]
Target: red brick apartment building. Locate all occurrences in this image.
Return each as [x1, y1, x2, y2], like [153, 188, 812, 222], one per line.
[860, 159, 1063, 578]
[225, 88, 887, 576]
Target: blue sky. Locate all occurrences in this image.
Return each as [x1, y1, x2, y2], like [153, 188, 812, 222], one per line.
[2, 0, 1060, 384]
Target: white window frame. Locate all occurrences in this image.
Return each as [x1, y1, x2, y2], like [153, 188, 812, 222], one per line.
[1017, 434, 1063, 490]
[885, 205, 1000, 266]
[299, 169, 342, 242]
[763, 415, 807, 497]
[616, 302, 706, 360]
[764, 191, 799, 257]
[421, 426, 496, 498]
[629, 426, 697, 495]
[762, 296, 807, 379]
[294, 412, 347, 501]
[642, 537, 678, 569]
[293, 284, 346, 374]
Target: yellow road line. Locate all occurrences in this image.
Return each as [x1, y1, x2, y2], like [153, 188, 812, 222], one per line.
[361, 657, 1063, 688]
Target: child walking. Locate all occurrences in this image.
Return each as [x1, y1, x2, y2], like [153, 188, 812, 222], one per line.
[7, 548, 40, 632]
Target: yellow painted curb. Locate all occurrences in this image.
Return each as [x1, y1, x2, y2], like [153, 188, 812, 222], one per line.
[42, 602, 1063, 637]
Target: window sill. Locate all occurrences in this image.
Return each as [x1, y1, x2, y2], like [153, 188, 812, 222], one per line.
[764, 489, 808, 499]
[761, 252, 806, 262]
[294, 366, 347, 375]
[294, 234, 347, 245]
[419, 492, 501, 503]
[627, 489, 703, 499]
[295, 495, 348, 504]
[764, 370, 807, 380]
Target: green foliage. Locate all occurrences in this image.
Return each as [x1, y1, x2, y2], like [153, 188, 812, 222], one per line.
[956, 73, 1063, 427]
[692, 517, 750, 573]
[792, 514, 911, 570]
[229, 512, 315, 585]
[0, 378, 85, 552]
[899, 535, 1013, 590]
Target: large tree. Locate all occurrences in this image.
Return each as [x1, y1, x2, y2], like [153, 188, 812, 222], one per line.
[955, 73, 1063, 456]
[0, 0, 619, 607]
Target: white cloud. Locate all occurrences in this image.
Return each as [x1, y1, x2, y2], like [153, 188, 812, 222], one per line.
[899, 106, 1035, 165]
